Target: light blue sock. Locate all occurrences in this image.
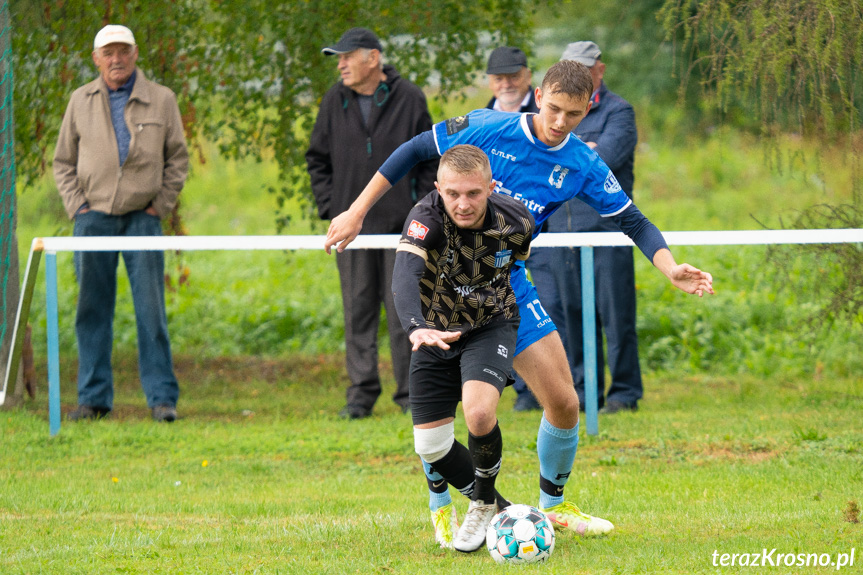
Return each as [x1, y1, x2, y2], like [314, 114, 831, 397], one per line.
[421, 457, 453, 512]
[536, 415, 579, 509]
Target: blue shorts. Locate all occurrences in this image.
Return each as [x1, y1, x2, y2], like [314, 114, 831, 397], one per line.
[511, 264, 557, 356]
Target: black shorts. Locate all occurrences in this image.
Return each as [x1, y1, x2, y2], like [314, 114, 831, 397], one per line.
[409, 318, 518, 426]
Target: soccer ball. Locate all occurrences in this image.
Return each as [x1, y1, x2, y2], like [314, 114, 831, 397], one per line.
[486, 504, 555, 564]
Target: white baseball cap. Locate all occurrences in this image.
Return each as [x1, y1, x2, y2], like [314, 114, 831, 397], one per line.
[94, 25, 136, 50]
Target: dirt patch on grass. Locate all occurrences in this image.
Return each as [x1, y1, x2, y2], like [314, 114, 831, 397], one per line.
[583, 438, 785, 466]
[173, 353, 347, 385]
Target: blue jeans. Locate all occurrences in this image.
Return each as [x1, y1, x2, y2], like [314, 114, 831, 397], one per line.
[73, 210, 178, 410]
[514, 245, 643, 407]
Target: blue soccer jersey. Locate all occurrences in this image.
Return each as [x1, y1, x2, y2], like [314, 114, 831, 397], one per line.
[377, 107, 667, 356]
[431, 109, 632, 236]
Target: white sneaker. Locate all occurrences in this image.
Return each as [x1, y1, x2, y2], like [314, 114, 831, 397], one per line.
[453, 500, 497, 553]
[430, 503, 458, 549]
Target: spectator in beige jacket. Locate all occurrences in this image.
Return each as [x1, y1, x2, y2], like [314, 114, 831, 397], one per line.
[53, 24, 188, 423]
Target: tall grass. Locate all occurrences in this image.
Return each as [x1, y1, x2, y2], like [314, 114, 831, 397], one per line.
[14, 124, 861, 378]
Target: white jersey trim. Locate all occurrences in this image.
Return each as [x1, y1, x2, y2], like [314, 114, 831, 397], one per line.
[518, 113, 570, 150]
[519, 113, 536, 144]
[601, 198, 632, 217]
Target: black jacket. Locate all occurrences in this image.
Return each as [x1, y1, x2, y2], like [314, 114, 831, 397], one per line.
[306, 65, 438, 234]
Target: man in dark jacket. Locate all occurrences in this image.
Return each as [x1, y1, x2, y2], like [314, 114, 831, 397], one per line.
[306, 27, 438, 419]
[526, 41, 643, 414]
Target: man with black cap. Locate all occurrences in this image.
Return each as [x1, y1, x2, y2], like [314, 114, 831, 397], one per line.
[528, 40, 642, 414]
[306, 27, 438, 419]
[485, 46, 537, 114]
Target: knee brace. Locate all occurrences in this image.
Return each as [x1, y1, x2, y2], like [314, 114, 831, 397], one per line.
[414, 422, 455, 463]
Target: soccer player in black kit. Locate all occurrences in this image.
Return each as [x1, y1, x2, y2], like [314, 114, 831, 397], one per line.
[392, 145, 535, 552]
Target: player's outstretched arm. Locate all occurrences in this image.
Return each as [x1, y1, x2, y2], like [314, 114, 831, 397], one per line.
[652, 248, 715, 297]
[324, 172, 393, 254]
[408, 328, 461, 352]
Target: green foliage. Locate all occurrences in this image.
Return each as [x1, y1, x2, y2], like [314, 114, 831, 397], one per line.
[9, 0, 207, 186]
[198, 0, 543, 230]
[2, 357, 861, 573]
[15, 126, 863, 379]
[659, 0, 863, 135]
[765, 198, 863, 330]
[9, 0, 546, 228]
[537, 1, 682, 106]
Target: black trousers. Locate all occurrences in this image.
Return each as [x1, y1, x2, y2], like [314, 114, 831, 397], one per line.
[335, 248, 412, 411]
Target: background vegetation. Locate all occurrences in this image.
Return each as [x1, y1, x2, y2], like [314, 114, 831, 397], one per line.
[15, 110, 862, 380]
[2, 2, 862, 573]
[9, 0, 540, 226]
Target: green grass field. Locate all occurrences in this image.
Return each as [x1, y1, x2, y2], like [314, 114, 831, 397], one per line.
[5, 84, 862, 573]
[1, 355, 861, 573]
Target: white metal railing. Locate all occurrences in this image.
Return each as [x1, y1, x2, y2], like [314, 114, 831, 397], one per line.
[4, 228, 862, 436]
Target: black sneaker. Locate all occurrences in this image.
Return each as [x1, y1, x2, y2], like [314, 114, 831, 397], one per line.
[599, 400, 638, 414]
[68, 405, 110, 421]
[338, 405, 371, 420]
[152, 404, 178, 422]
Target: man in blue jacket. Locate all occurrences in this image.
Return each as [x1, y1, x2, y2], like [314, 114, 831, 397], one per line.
[526, 41, 643, 414]
[484, 46, 542, 412]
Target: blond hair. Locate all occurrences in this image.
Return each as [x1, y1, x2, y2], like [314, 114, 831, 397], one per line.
[438, 144, 492, 182]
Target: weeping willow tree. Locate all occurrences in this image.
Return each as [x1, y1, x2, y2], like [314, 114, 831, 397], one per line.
[660, 0, 863, 326]
[660, 0, 862, 133]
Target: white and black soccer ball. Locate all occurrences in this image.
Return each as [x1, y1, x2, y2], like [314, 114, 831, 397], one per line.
[486, 504, 555, 564]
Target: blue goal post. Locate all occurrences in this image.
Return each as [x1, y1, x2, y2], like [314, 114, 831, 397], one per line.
[3, 228, 862, 436]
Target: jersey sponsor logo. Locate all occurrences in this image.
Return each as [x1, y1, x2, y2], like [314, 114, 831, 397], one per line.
[453, 284, 478, 297]
[450, 270, 504, 298]
[407, 220, 429, 240]
[483, 368, 504, 382]
[489, 148, 517, 162]
[497, 345, 509, 358]
[445, 115, 469, 135]
[548, 165, 569, 189]
[494, 180, 547, 214]
[604, 171, 622, 194]
[494, 249, 512, 267]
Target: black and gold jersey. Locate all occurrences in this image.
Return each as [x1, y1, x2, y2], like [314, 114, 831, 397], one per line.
[397, 192, 534, 334]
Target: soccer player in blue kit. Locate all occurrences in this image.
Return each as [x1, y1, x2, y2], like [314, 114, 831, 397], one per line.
[325, 59, 715, 545]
